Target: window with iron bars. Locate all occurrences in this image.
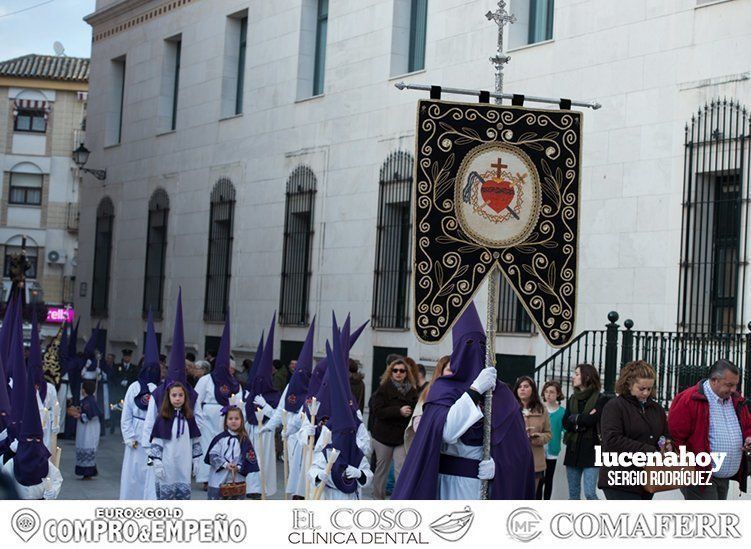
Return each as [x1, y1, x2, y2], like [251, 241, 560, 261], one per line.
[143, 188, 169, 318]
[91, 197, 115, 317]
[497, 275, 534, 333]
[372, 151, 413, 329]
[279, 166, 317, 325]
[678, 99, 750, 334]
[204, 179, 235, 321]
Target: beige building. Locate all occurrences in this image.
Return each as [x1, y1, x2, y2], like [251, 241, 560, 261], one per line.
[0, 54, 89, 333]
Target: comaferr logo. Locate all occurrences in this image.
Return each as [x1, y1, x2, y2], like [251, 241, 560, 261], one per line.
[550, 513, 741, 539]
[506, 508, 542, 542]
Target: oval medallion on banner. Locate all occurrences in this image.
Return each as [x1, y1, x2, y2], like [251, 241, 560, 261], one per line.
[454, 142, 541, 248]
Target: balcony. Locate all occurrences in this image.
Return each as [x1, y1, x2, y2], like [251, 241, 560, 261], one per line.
[66, 202, 79, 233]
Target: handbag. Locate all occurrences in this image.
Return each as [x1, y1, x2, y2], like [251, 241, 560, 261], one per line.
[642, 451, 696, 494]
[219, 470, 246, 499]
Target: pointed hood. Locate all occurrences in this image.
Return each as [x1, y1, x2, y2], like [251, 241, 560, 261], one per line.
[244, 331, 264, 421]
[315, 312, 361, 423]
[284, 317, 316, 412]
[307, 316, 368, 400]
[134, 309, 161, 411]
[68, 318, 80, 359]
[152, 288, 197, 408]
[83, 321, 101, 359]
[28, 308, 47, 401]
[323, 324, 364, 494]
[13, 369, 50, 486]
[0, 292, 17, 366]
[246, 313, 281, 425]
[8, 296, 26, 439]
[0, 342, 10, 428]
[210, 311, 239, 406]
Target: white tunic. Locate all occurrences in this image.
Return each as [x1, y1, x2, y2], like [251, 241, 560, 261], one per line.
[3, 459, 63, 499]
[37, 383, 60, 454]
[57, 374, 70, 429]
[150, 417, 202, 500]
[308, 425, 373, 500]
[193, 375, 228, 483]
[437, 392, 485, 500]
[119, 381, 157, 500]
[261, 386, 306, 497]
[75, 402, 100, 476]
[244, 393, 277, 496]
[207, 432, 248, 488]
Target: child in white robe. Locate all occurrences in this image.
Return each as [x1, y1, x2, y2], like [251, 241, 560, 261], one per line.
[73, 380, 101, 479]
[119, 378, 158, 499]
[205, 404, 259, 499]
[148, 382, 202, 500]
[309, 424, 372, 500]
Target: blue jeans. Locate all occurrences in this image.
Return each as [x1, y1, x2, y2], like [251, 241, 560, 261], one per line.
[566, 466, 599, 500]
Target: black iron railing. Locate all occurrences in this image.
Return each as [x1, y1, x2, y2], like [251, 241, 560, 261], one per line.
[535, 311, 751, 407]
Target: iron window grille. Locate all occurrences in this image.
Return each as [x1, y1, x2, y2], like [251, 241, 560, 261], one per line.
[497, 275, 535, 333]
[143, 188, 169, 318]
[91, 197, 115, 317]
[204, 179, 236, 321]
[372, 151, 413, 329]
[279, 166, 317, 326]
[678, 99, 751, 334]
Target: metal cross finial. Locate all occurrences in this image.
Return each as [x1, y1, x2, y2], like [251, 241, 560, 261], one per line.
[486, 0, 516, 102]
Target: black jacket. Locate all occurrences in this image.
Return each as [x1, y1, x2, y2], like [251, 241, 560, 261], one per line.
[370, 381, 418, 447]
[562, 392, 610, 468]
[597, 395, 669, 493]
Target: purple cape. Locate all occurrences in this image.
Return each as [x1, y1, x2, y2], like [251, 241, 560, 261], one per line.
[284, 318, 315, 413]
[392, 302, 535, 500]
[150, 408, 200, 441]
[246, 314, 280, 426]
[203, 430, 260, 476]
[14, 369, 51, 486]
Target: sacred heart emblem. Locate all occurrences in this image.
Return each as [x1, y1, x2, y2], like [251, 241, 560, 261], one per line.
[287, 394, 297, 405]
[219, 384, 229, 395]
[481, 177, 515, 213]
[140, 394, 151, 405]
[247, 449, 256, 463]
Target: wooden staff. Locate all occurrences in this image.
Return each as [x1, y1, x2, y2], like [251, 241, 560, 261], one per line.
[304, 398, 320, 499]
[313, 448, 341, 501]
[49, 400, 60, 458]
[282, 410, 289, 500]
[254, 409, 267, 500]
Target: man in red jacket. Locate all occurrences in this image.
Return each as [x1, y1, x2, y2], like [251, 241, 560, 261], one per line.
[668, 360, 751, 499]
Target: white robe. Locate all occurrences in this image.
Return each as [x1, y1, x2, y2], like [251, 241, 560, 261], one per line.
[75, 401, 100, 477]
[57, 374, 70, 429]
[149, 418, 202, 500]
[437, 392, 485, 500]
[308, 425, 373, 500]
[193, 375, 229, 483]
[119, 381, 157, 500]
[37, 383, 60, 454]
[294, 410, 371, 498]
[207, 432, 248, 489]
[244, 394, 277, 497]
[3, 459, 63, 499]
[263, 386, 306, 496]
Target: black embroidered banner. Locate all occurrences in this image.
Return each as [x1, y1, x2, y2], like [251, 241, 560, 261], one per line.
[413, 99, 582, 347]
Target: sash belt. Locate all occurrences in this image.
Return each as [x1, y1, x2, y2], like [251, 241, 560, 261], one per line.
[439, 454, 480, 479]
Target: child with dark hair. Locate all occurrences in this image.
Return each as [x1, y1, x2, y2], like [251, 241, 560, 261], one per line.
[149, 382, 202, 500]
[205, 403, 258, 500]
[73, 379, 102, 479]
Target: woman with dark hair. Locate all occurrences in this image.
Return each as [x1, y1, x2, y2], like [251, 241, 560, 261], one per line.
[514, 376, 552, 490]
[369, 358, 419, 499]
[538, 380, 565, 500]
[404, 355, 451, 452]
[598, 361, 670, 500]
[562, 364, 609, 499]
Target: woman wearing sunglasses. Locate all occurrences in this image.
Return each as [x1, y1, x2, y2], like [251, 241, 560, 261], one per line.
[370, 358, 419, 499]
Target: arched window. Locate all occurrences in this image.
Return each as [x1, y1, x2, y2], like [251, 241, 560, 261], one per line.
[143, 188, 169, 317]
[92, 197, 115, 316]
[204, 179, 235, 321]
[279, 166, 317, 325]
[8, 162, 43, 206]
[372, 152, 413, 329]
[678, 99, 750, 333]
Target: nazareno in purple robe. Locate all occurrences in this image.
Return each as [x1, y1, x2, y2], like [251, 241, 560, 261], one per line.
[392, 302, 536, 500]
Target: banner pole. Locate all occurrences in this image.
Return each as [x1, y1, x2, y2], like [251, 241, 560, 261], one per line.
[480, 0, 515, 501]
